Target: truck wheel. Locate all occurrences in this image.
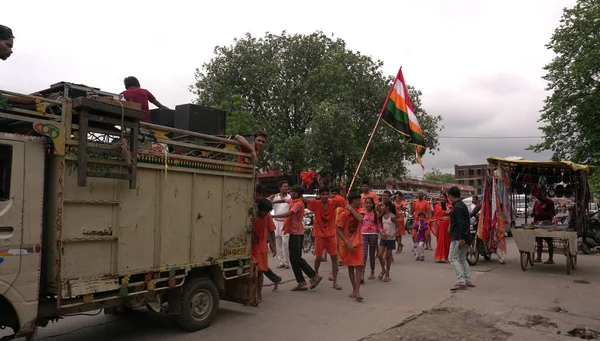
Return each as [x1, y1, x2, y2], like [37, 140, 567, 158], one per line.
[177, 277, 219, 332]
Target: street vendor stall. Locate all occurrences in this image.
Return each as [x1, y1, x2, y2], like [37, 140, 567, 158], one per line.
[479, 157, 590, 275]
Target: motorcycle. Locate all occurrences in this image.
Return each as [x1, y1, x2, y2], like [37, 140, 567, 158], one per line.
[580, 211, 600, 254]
[302, 210, 315, 254]
[466, 214, 493, 266]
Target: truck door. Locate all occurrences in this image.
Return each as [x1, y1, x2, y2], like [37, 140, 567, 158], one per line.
[0, 141, 26, 289]
[0, 138, 44, 335]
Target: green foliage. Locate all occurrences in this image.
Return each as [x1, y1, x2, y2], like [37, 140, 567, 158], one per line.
[213, 95, 261, 135]
[424, 168, 455, 184]
[530, 0, 600, 173]
[191, 31, 442, 180]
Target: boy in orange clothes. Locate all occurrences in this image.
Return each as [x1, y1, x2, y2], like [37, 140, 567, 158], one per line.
[337, 192, 365, 302]
[307, 186, 347, 290]
[252, 198, 281, 303]
[272, 185, 323, 291]
[360, 180, 379, 208]
[394, 192, 408, 253]
[331, 187, 346, 267]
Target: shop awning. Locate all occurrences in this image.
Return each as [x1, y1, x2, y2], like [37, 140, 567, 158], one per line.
[486, 157, 590, 173]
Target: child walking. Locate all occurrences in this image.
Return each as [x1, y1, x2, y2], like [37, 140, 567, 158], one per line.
[413, 212, 428, 261]
[337, 192, 365, 302]
[252, 198, 282, 303]
[361, 197, 381, 283]
[378, 202, 398, 282]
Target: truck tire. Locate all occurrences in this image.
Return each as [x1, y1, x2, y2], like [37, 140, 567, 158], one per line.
[177, 277, 219, 332]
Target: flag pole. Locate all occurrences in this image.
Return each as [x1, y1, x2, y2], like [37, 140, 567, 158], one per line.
[347, 69, 402, 195]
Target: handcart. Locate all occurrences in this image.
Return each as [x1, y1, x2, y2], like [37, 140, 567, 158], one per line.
[512, 228, 577, 274]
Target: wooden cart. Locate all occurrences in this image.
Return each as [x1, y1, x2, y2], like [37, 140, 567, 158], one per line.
[512, 228, 577, 274]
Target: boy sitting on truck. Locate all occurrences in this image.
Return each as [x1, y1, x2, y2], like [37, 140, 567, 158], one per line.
[253, 198, 281, 303]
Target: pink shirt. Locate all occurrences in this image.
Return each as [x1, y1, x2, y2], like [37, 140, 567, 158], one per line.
[361, 211, 381, 234]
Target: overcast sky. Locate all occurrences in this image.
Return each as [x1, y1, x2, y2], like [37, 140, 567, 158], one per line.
[2, 0, 574, 177]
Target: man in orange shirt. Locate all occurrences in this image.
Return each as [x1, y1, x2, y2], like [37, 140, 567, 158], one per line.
[307, 187, 347, 290]
[252, 198, 281, 303]
[272, 185, 323, 291]
[331, 187, 346, 267]
[394, 191, 408, 253]
[361, 180, 379, 208]
[337, 192, 365, 302]
[411, 191, 434, 249]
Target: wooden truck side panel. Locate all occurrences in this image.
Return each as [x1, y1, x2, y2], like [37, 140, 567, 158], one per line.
[42, 157, 253, 298]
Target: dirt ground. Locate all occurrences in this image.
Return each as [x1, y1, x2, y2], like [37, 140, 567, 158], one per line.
[361, 308, 512, 341]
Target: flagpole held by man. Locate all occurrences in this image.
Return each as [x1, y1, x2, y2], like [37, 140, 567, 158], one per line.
[347, 67, 427, 192]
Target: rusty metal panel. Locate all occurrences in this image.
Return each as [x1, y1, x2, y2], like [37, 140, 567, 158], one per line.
[220, 177, 253, 258]
[157, 170, 192, 266]
[191, 173, 224, 262]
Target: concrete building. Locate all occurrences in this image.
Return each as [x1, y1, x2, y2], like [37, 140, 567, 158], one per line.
[454, 164, 487, 195]
[372, 178, 475, 199]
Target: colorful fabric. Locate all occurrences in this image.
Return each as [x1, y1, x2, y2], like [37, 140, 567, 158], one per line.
[380, 67, 426, 168]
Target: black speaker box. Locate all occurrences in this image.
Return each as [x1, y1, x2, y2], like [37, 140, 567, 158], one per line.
[149, 108, 176, 127]
[174, 104, 227, 136]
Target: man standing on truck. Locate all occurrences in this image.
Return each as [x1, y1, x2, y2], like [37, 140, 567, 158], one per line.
[306, 186, 347, 291]
[269, 180, 291, 269]
[0, 25, 42, 107]
[121, 76, 169, 122]
[272, 185, 323, 291]
[235, 131, 267, 165]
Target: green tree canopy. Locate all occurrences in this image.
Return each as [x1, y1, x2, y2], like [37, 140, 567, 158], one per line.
[191, 31, 442, 180]
[530, 0, 600, 192]
[424, 168, 456, 184]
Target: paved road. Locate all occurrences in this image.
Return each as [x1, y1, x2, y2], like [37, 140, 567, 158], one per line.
[3, 237, 600, 341]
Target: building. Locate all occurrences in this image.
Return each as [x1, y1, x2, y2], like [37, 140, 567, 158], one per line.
[454, 164, 487, 195]
[372, 178, 475, 198]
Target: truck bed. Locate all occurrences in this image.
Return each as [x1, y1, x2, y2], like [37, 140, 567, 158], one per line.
[42, 152, 254, 298]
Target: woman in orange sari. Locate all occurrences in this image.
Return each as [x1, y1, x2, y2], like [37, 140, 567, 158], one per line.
[429, 192, 452, 263]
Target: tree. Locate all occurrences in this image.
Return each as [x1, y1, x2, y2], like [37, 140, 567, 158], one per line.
[192, 31, 442, 180]
[214, 94, 261, 136]
[424, 168, 456, 184]
[530, 0, 600, 192]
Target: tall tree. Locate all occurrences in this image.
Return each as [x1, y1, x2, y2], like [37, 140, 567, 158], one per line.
[530, 0, 600, 192]
[192, 31, 442, 180]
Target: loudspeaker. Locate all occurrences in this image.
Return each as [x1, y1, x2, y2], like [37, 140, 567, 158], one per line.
[174, 104, 227, 135]
[149, 108, 175, 127]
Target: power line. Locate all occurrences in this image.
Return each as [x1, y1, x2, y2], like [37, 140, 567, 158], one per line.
[438, 135, 543, 139]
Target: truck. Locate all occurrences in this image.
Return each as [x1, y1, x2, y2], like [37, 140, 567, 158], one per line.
[0, 90, 257, 340]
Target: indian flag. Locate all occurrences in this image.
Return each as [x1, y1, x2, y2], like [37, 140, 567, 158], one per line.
[380, 67, 426, 169]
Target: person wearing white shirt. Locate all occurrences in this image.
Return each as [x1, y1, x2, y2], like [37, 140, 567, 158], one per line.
[270, 180, 291, 268]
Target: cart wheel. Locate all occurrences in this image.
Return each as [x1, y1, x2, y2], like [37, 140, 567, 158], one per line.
[529, 252, 535, 267]
[565, 250, 572, 275]
[467, 243, 479, 266]
[520, 252, 528, 271]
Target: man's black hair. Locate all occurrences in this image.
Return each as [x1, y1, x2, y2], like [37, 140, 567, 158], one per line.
[347, 191, 361, 203]
[383, 190, 392, 196]
[361, 180, 370, 186]
[291, 185, 304, 196]
[255, 183, 264, 195]
[418, 212, 426, 218]
[257, 198, 273, 212]
[278, 180, 289, 188]
[331, 187, 340, 194]
[396, 191, 404, 196]
[124, 76, 140, 89]
[448, 186, 461, 198]
[0, 25, 14, 41]
[318, 186, 330, 194]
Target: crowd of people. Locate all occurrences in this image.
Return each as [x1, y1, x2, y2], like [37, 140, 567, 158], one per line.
[239, 129, 478, 302]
